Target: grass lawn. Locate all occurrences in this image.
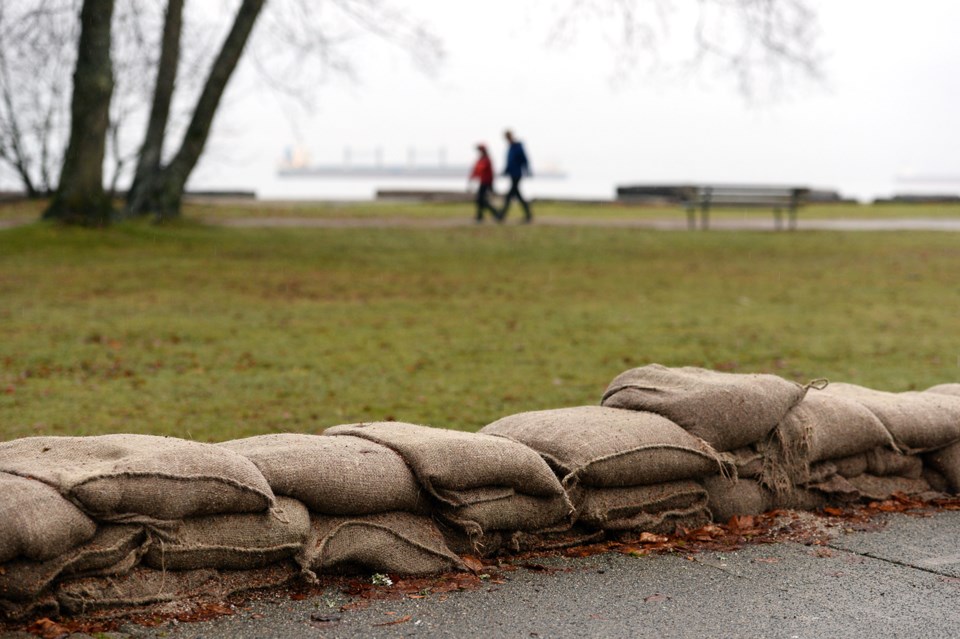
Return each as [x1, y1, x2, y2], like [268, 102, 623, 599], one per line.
[1, 211, 959, 443]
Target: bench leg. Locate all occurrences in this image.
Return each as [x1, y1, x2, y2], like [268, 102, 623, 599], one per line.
[701, 205, 710, 230]
[774, 208, 782, 231]
[789, 207, 797, 230]
[686, 206, 696, 230]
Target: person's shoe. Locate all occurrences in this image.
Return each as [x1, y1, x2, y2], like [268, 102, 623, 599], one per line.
[495, 211, 505, 224]
[522, 214, 533, 224]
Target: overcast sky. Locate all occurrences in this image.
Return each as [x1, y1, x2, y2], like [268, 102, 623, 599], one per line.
[181, 0, 960, 201]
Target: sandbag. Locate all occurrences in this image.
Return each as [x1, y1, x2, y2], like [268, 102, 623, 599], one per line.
[56, 564, 297, 615]
[442, 490, 573, 533]
[832, 454, 869, 478]
[846, 474, 931, 501]
[864, 448, 923, 479]
[922, 466, 950, 493]
[0, 435, 275, 521]
[0, 472, 97, 564]
[806, 474, 860, 501]
[572, 480, 710, 532]
[778, 392, 896, 464]
[0, 592, 59, 622]
[925, 383, 960, 397]
[924, 441, 960, 493]
[220, 434, 430, 515]
[143, 497, 310, 571]
[703, 477, 828, 522]
[821, 383, 960, 453]
[482, 406, 729, 489]
[601, 364, 807, 451]
[323, 422, 571, 534]
[703, 477, 771, 522]
[0, 525, 145, 602]
[728, 447, 764, 479]
[760, 392, 898, 492]
[299, 512, 464, 576]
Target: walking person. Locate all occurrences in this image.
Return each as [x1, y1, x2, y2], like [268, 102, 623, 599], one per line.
[468, 144, 499, 223]
[500, 129, 532, 223]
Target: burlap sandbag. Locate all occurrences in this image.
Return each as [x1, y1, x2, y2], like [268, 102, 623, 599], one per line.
[728, 447, 764, 479]
[846, 474, 931, 501]
[481, 406, 730, 488]
[832, 454, 868, 478]
[821, 383, 960, 452]
[925, 383, 960, 397]
[572, 480, 710, 532]
[0, 435, 275, 521]
[143, 497, 310, 571]
[0, 472, 97, 564]
[323, 422, 571, 533]
[922, 466, 950, 493]
[0, 592, 59, 623]
[299, 512, 464, 576]
[220, 434, 430, 515]
[56, 567, 218, 614]
[702, 477, 771, 522]
[703, 477, 828, 522]
[760, 391, 897, 492]
[806, 473, 860, 501]
[924, 441, 960, 493]
[778, 392, 896, 464]
[56, 564, 297, 615]
[864, 448, 923, 479]
[441, 489, 573, 533]
[0, 525, 145, 602]
[601, 364, 807, 451]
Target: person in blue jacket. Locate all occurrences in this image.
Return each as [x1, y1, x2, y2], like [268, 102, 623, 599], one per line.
[500, 129, 532, 223]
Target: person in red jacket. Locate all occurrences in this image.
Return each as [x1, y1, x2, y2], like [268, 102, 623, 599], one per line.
[468, 144, 500, 223]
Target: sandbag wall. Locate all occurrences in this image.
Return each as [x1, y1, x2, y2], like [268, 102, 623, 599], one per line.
[1, 365, 959, 620]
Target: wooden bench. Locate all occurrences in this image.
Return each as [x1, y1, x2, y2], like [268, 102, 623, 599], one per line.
[684, 185, 810, 230]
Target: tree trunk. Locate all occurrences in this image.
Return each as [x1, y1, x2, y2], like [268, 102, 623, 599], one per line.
[130, 0, 264, 220]
[125, 0, 183, 217]
[43, 0, 115, 225]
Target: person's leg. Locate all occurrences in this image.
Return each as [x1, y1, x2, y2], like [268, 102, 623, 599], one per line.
[515, 177, 532, 222]
[475, 185, 485, 222]
[501, 178, 520, 220]
[480, 184, 499, 220]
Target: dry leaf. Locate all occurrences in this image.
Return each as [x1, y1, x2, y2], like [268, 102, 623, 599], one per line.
[374, 614, 412, 627]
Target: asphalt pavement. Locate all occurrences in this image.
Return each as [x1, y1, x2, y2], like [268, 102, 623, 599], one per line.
[50, 509, 957, 639]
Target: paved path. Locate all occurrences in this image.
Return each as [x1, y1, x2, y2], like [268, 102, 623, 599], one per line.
[6, 215, 960, 231]
[88, 510, 960, 639]
[207, 216, 960, 231]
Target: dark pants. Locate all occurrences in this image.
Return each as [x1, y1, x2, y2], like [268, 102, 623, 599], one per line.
[475, 183, 498, 221]
[501, 176, 531, 221]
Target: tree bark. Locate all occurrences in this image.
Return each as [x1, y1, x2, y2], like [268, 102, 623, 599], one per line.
[130, 0, 265, 220]
[125, 0, 183, 217]
[43, 0, 115, 225]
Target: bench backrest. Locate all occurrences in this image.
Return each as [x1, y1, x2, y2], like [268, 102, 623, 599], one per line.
[697, 186, 810, 208]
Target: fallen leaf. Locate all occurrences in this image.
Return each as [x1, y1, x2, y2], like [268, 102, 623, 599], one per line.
[26, 618, 70, 639]
[462, 555, 485, 572]
[373, 614, 412, 627]
[644, 593, 671, 604]
[753, 557, 780, 564]
[638, 532, 669, 544]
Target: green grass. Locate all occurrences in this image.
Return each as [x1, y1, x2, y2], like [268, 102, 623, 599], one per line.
[5, 197, 960, 223]
[184, 199, 960, 222]
[1, 212, 959, 443]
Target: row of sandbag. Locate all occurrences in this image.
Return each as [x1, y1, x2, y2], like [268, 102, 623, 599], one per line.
[595, 365, 960, 519]
[4, 365, 960, 619]
[0, 424, 579, 619]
